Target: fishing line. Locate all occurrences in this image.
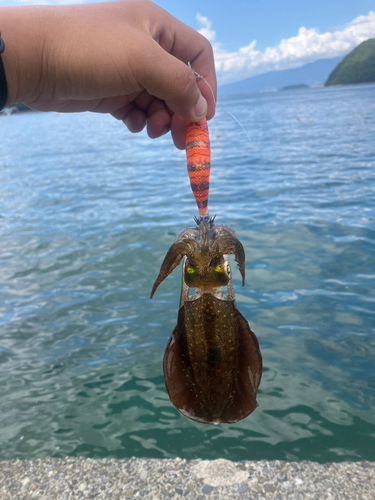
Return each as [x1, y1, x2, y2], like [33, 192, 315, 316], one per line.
[188, 63, 259, 147]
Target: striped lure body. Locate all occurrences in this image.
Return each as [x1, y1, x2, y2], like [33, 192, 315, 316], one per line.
[186, 119, 210, 217]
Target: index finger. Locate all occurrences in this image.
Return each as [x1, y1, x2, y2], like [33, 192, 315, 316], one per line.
[169, 31, 217, 120]
[150, 6, 217, 119]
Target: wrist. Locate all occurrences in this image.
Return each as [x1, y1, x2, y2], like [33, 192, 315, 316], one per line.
[0, 6, 50, 106]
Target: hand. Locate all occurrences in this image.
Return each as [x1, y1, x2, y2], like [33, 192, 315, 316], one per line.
[1, 0, 216, 149]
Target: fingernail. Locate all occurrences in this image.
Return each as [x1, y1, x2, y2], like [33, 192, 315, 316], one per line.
[194, 94, 207, 118]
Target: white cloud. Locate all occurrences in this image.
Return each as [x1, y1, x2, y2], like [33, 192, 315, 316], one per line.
[196, 11, 375, 84]
[196, 13, 216, 43]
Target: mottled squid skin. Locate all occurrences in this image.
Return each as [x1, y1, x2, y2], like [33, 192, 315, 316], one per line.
[151, 218, 262, 424]
[164, 293, 262, 424]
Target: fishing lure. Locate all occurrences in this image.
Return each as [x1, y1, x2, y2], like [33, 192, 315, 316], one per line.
[151, 119, 262, 424]
[185, 119, 210, 218]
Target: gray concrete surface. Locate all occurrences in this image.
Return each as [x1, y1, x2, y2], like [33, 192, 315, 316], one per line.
[0, 457, 374, 499]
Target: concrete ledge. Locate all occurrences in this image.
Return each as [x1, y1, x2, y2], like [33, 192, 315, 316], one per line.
[1, 457, 374, 499]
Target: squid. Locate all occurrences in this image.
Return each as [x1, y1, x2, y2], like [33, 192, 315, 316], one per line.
[151, 119, 262, 424]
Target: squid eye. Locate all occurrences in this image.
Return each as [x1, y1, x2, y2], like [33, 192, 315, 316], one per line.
[186, 266, 195, 275]
[184, 264, 198, 287]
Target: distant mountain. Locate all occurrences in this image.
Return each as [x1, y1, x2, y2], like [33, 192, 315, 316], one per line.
[282, 84, 309, 91]
[218, 56, 345, 95]
[325, 39, 375, 86]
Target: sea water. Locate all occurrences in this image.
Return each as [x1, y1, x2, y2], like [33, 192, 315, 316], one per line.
[0, 83, 374, 462]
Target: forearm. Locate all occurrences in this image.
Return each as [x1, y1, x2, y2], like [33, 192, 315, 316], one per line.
[1, 6, 53, 106]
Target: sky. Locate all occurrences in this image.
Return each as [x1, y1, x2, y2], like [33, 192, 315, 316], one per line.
[2, 0, 375, 84]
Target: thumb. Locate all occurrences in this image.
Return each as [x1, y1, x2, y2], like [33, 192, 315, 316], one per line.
[140, 42, 208, 121]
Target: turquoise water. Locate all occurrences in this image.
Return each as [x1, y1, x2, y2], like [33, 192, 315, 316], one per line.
[0, 84, 374, 462]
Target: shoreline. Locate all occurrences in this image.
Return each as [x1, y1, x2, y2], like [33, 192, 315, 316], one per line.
[1, 457, 374, 499]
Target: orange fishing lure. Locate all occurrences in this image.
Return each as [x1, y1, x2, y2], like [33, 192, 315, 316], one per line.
[186, 119, 210, 217]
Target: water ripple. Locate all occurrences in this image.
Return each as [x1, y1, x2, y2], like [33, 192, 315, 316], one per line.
[0, 84, 374, 462]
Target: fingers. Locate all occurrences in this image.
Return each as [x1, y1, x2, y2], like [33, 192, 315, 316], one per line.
[138, 46, 206, 122]
[166, 22, 217, 120]
[146, 98, 172, 139]
[113, 96, 185, 149]
[111, 90, 172, 138]
[121, 2, 216, 124]
[85, 0, 217, 145]
[138, 17, 216, 123]
[109, 92, 198, 149]
[122, 99, 172, 140]
[108, 2, 217, 141]
[124, 107, 147, 133]
[170, 115, 187, 150]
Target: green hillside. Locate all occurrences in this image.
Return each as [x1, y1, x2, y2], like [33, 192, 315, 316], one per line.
[325, 38, 375, 86]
